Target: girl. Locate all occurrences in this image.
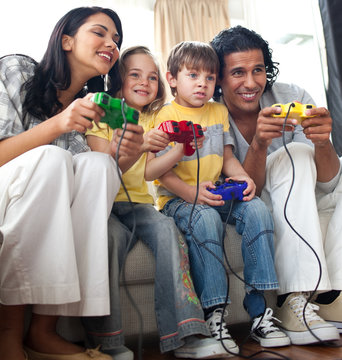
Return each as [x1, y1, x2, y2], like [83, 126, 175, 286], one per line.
[0, 7, 144, 360]
[85, 46, 231, 359]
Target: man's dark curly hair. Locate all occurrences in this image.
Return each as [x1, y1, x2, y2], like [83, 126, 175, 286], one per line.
[210, 25, 279, 100]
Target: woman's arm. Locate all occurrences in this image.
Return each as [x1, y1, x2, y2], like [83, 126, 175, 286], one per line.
[0, 94, 104, 166]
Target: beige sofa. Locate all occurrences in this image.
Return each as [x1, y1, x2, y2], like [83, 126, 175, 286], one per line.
[56, 224, 276, 343]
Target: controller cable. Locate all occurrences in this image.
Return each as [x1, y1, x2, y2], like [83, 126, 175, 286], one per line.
[281, 103, 340, 347]
[112, 98, 144, 360]
[186, 122, 290, 360]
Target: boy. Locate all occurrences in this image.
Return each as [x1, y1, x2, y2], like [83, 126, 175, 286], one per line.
[145, 41, 290, 354]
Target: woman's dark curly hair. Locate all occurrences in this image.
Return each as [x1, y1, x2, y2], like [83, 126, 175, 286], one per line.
[23, 6, 123, 120]
[210, 25, 279, 100]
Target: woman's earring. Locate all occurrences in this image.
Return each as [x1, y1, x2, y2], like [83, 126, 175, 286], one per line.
[104, 74, 109, 91]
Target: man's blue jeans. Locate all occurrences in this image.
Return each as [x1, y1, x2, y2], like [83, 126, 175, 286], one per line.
[162, 196, 279, 317]
[82, 202, 209, 353]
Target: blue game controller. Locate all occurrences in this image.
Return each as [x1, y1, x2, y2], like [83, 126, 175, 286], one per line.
[208, 180, 247, 201]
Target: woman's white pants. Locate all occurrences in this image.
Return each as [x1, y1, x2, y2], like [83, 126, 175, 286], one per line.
[0, 145, 120, 316]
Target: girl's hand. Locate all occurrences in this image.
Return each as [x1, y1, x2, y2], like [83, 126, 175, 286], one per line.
[224, 176, 256, 201]
[55, 93, 105, 134]
[110, 123, 144, 157]
[142, 128, 171, 153]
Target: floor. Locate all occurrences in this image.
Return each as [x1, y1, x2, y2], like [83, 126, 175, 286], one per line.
[125, 322, 342, 360]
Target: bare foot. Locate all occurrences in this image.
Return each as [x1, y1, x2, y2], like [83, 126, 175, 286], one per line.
[0, 329, 27, 360]
[25, 329, 85, 354]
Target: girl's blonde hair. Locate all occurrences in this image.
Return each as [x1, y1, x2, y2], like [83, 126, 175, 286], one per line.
[118, 46, 166, 114]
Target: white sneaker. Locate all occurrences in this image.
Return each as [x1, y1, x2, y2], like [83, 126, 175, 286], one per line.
[251, 308, 291, 347]
[106, 345, 134, 360]
[275, 292, 340, 345]
[206, 309, 239, 355]
[174, 336, 234, 359]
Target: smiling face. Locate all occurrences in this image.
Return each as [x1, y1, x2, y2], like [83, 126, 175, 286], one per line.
[62, 12, 120, 84]
[168, 66, 216, 108]
[121, 53, 159, 112]
[219, 49, 267, 117]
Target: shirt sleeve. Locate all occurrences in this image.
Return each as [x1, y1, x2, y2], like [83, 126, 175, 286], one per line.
[86, 121, 113, 141]
[0, 56, 35, 141]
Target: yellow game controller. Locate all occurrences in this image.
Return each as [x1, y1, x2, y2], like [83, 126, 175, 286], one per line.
[271, 101, 316, 124]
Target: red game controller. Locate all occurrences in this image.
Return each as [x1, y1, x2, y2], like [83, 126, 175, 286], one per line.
[154, 120, 204, 156]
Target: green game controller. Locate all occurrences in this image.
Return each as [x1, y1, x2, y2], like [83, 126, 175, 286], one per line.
[91, 92, 139, 129]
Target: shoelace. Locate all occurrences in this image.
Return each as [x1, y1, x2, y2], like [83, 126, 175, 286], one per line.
[207, 309, 232, 339]
[288, 293, 322, 324]
[253, 308, 281, 334]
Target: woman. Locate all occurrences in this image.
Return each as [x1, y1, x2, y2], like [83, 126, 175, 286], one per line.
[0, 6, 144, 360]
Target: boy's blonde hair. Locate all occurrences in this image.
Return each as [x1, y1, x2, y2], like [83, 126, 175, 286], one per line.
[118, 46, 166, 114]
[167, 41, 220, 96]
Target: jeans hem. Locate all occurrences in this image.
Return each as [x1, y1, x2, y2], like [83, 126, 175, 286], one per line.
[201, 297, 231, 309]
[84, 330, 125, 350]
[245, 282, 279, 292]
[160, 320, 210, 353]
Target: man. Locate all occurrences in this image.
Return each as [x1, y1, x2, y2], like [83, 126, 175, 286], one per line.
[211, 25, 342, 345]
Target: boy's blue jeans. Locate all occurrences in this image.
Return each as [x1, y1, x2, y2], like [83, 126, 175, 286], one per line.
[82, 202, 209, 353]
[162, 196, 279, 318]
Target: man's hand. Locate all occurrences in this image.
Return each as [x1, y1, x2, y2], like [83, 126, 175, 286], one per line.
[253, 106, 297, 149]
[301, 106, 332, 147]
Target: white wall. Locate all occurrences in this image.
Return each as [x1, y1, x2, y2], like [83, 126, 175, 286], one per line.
[1, 0, 326, 106]
[228, 0, 327, 106]
[0, 0, 155, 61]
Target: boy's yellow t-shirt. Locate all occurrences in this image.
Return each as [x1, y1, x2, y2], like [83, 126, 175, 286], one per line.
[153, 100, 230, 210]
[86, 113, 155, 204]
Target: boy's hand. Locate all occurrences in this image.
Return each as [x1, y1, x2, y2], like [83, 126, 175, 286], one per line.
[189, 126, 206, 151]
[193, 181, 225, 206]
[143, 128, 171, 153]
[110, 123, 144, 157]
[225, 176, 256, 201]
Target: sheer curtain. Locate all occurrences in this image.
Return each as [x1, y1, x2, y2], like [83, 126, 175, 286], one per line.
[154, 0, 230, 74]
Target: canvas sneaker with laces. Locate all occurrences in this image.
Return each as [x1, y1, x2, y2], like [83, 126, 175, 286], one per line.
[174, 335, 235, 359]
[274, 292, 340, 345]
[314, 291, 342, 333]
[251, 307, 291, 347]
[205, 309, 239, 356]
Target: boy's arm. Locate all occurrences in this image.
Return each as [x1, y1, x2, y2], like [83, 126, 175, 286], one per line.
[159, 170, 226, 206]
[144, 127, 207, 181]
[145, 143, 184, 181]
[158, 170, 197, 203]
[222, 144, 256, 201]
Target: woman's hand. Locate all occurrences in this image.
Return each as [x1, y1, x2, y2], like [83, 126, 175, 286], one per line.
[54, 93, 105, 134]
